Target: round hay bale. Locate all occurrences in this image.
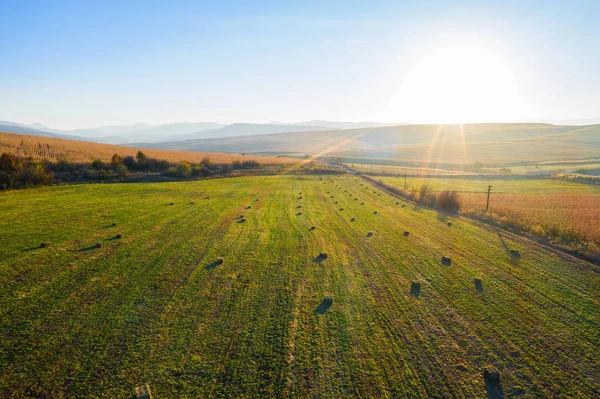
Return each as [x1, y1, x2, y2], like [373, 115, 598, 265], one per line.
[111, 222, 118, 227]
[483, 367, 500, 382]
[350, 218, 355, 222]
[190, 201, 195, 204]
[403, 231, 409, 236]
[339, 208, 344, 211]
[40, 242, 49, 248]
[373, 211, 378, 214]
[510, 249, 521, 258]
[310, 225, 316, 230]
[367, 231, 373, 237]
[319, 252, 328, 259]
[216, 257, 224, 265]
[95, 242, 102, 248]
[402, 204, 406, 208]
[169, 202, 174, 205]
[447, 222, 452, 227]
[116, 234, 122, 239]
[441, 256, 452, 266]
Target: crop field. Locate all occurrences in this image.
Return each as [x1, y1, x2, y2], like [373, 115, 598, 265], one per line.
[1, 175, 599, 397]
[0, 132, 298, 165]
[379, 176, 600, 258]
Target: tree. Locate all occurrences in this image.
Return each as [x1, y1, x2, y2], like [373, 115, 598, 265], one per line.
[111, 154, 122, 166]
[90, 159, 104, 170]
[437, 190, 460, 211]
[419, 184, 432, 201]
[175, 161, 191, 177]
[136, 151, 148, 165]
[117, 163, 129, 178]
[472, 161, 485, 173]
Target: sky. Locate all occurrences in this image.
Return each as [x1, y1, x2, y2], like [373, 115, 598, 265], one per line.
[1, 0, 600, 129]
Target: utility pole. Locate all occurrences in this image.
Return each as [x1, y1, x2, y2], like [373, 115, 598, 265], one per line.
[404, 169, 407, 190]
[486, 185, 492, 212]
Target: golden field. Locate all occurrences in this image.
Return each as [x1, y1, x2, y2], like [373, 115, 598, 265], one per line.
[0, 132, 299, 165]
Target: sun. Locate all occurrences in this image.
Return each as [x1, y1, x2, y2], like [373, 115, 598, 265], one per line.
[383, 44, 524, 123]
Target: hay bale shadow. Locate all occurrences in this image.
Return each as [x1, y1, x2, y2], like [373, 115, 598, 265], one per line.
[484, 368, 504, 399]
[403, 231, 410, 236]
[474, 278, 483, 293]
[79, 244, 100, 252]
[205, 258, 224, 270]
[23, 244, 46, 252]
[441, 256, 452, 266]
[410, 281, 421, 297]
[510, 249, 521, 258]
[237, 218, 246, 223]
[316, 296, 333, 314]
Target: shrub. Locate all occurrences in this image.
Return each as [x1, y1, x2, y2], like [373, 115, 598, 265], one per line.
[90, 159, 104, 170]
[437, 190, 460, 211]
[111, 153, 122, 166]
[175, 161, 192, 178]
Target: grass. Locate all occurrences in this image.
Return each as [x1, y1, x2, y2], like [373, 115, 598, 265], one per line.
[379, 176, 600, 258]
[1, 175, 599, 397]
[0, 132, 299, 164]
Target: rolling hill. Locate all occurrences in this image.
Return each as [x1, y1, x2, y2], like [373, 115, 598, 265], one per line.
[0, 132, 298, 165]
[145, 123, 600, 166]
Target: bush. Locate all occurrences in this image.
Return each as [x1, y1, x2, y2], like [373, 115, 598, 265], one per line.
[175, 161, 191, 177]
[90, 159, 104, 170]
[111, 154, 122, 166]
[437, 190, 460, 211]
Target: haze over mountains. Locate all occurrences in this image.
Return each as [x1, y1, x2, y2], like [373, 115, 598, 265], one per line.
[0, 120, 395, 145]
[2, 119, 600, 167]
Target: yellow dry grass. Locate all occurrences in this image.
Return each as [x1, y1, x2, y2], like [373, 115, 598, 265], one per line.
[0, 132, 299, 165]
[460, 192, 600, 256]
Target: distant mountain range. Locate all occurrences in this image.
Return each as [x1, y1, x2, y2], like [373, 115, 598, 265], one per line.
[0, 120, 397, 144]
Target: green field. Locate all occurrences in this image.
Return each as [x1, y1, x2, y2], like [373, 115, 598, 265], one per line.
[1, 176, 599, 397]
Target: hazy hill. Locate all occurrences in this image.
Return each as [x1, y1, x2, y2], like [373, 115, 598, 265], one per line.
[143, 123, 600, 166]
[206, 123, 338, 138]
[0, 122, 85, 141]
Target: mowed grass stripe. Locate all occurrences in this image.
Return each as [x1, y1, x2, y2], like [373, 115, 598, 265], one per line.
[1, 175, 599, 397]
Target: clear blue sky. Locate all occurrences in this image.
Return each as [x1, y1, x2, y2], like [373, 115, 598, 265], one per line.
[1, 0, 599, 129]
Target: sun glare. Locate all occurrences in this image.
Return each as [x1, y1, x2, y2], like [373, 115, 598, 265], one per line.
[384, 44, 523, 123]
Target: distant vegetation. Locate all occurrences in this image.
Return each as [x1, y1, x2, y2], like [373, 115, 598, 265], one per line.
[0, 151, 261, 190]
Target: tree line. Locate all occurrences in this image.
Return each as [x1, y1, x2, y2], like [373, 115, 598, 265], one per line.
[0, 151, 260, 190]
